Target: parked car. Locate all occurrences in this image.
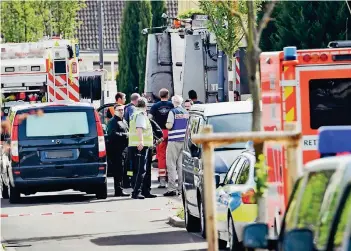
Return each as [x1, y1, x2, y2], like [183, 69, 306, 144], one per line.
[216, 149, 257, 250]
[182, 101, 254, 238]
[1, 102, 108, 203]
[243, 126, 351, 251]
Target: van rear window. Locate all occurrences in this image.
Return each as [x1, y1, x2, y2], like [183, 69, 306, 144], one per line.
[309, 78, 351, 129]
[26, 112, 89, 137]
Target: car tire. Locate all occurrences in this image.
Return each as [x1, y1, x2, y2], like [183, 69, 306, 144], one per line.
[218, 238, 228, 249]
[183, 193, 200, 232]
[96, 182, 108, 199]
[228, 213, 242, 251]
[199, 200, 206, 238]
[2, 181, 9, 199]
[9, 184, 20, 204]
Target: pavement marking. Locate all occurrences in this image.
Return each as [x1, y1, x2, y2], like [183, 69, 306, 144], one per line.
[1, 207, 179, 218]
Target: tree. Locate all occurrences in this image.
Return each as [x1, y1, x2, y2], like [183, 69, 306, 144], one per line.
[178, 8, 205, 19]
[199, 1, 261, 67]
[1, 1, 43, 42]
[1, 0, 85, 42]
[117, 1, 151, 98]
[259, 1, 351, 51]
[230, 0, 276, 222]
[138, 1, 152, 93]
[151, 0, 166, 27]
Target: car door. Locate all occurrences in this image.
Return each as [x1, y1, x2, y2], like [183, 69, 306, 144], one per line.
[216, 156, 243, 232]
[329, 185, 351, 251]
[182, 115, 201, 215]
[229, 156, 257, 224]
[97, 103, 115, 177]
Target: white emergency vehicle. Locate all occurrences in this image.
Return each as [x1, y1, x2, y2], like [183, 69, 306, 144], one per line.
[1, 36, 80, 117]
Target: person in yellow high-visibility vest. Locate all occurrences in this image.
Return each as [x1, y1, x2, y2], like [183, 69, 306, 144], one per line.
[128, 97, 154, 199]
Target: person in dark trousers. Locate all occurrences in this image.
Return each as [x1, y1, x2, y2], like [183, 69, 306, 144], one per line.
[124, 93, 140, 125]
[234, 90, 241, 101]
[148, 88, 174, 188]
[129, 97, 154, 199]
[188, 90, 203, 104]
[141, 118, 163, 198]
[106, 104, 130, 197]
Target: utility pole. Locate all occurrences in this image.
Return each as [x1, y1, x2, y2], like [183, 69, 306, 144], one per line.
[217, 50, 224, 102]
[98, 0, 105, 105]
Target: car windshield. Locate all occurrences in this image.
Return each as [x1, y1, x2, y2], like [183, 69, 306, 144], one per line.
[207, 112, 252, 149]
[25, 111, 90, 137]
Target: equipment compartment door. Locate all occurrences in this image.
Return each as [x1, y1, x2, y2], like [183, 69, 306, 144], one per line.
[297, 65, 351, 162]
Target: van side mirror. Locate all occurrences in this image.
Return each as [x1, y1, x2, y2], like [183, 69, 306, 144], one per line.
[243, 223, 268, 249]
[283, 228, 314, 251]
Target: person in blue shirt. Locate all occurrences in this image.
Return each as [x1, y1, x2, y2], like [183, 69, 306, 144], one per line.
[148, 88, 174, 188]
[188, 90, 203, 104]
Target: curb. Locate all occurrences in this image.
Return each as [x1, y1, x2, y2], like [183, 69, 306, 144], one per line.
[168, 215, 185, 228]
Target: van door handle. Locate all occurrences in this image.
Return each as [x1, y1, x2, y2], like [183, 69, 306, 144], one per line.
[55, 165, 64, 169]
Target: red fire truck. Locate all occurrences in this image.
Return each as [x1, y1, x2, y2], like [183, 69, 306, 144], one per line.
[260, 40, 351, 233]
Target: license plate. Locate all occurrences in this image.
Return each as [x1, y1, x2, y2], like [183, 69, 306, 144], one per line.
[45, 150, 73, 159]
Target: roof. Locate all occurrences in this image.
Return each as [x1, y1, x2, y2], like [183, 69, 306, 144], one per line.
[190, 101, 259, 117]
[76, 0, 178, 51]
[10, 101, 94, 112]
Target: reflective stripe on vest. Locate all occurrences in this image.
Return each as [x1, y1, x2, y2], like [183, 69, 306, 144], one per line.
[169, 107, 188, 142]
[128, 110, 153, 147]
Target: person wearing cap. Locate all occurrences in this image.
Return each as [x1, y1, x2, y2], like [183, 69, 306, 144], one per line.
[106, 104, 130, 197]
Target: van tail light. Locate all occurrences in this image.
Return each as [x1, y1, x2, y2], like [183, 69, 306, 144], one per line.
[94, 111, 106, 158]
[241, 189, 256, 204]
[11, 115, 19, 162]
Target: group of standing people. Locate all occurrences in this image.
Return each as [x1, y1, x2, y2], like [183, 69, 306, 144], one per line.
[106, 87, 239, 199]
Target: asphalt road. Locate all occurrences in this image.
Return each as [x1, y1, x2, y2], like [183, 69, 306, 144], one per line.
[1, 170, 208, 251]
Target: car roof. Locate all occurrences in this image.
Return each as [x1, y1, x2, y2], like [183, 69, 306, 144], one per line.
[9, 101, 93, 113]
[304, 155, 351, 173]
[190, 101, 260, 117]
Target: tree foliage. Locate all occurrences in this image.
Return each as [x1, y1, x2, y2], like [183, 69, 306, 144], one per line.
[138, 1, 152, 93]
[258, 1, 351, 51]
[178, 8, 205, 19]
[1, 0, 85, 42]
[117, 1, 151, 99]
[151, 0, 166, 27]
[199, 0, 261, 59]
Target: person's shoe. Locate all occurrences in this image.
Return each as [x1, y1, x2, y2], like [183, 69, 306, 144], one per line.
[142, 193, 157, 198]
[163, 191, 177, 197]
[114, 191, 130, 197]
[131, 194, 145, 199]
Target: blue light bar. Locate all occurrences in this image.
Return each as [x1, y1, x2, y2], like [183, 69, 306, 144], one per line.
[283, 46, 297, 61]
[318, 126, 351, 155]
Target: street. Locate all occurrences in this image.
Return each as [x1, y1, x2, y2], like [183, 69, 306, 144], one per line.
[1, 170, 207, 251]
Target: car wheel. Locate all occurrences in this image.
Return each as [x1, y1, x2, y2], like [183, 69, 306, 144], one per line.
[9, 183, 20, 203]
[183, 193, 200, 232]
[96, 182, 108, 199]
[2, 181, 9, 199]
[199, 200, 206, 238]
[228, 214, 242, 251]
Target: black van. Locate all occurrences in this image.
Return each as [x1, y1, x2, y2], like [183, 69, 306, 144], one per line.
[2, 102, 107, 203]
